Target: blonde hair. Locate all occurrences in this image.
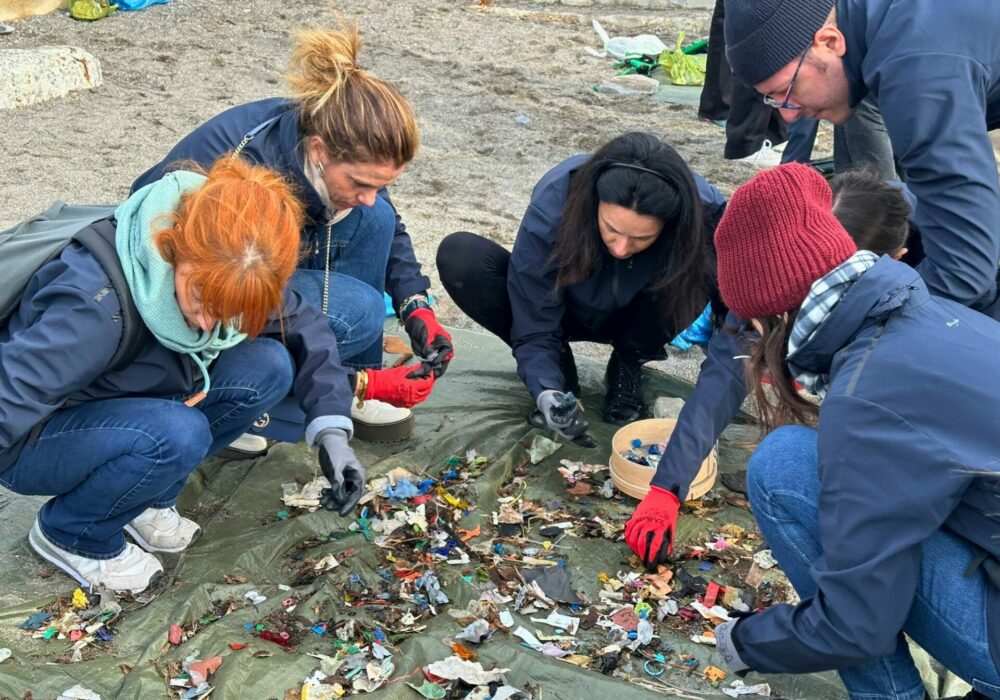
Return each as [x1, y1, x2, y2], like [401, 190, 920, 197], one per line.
[285, 20, 419, 167]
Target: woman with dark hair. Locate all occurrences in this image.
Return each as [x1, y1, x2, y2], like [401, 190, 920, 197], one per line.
[437, 132, 747, 472]
[702, 164, 1000, 700]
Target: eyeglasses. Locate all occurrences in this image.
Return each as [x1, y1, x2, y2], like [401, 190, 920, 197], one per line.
[761, 48, 808, 110]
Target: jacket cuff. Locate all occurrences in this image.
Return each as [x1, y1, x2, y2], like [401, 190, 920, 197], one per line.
[305, 415, 354, 446]
[715, 620, 751, 674]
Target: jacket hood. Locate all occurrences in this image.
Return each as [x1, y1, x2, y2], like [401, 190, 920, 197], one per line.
[786, 256, 925, 374]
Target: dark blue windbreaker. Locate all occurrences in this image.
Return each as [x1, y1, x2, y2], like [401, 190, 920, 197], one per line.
[131, 98, 431, 311]
[508, 153, 749, 499]
[734, 257, 1000, 672]
[838, 0, 1000, 318]
[0, 223, 353, 473]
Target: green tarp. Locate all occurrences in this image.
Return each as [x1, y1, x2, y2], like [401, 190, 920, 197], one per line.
[0, 326, 850, 699]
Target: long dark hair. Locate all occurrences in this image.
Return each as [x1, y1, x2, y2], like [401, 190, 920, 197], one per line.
[745, 313, 819, 434]
[551, 132, 711, 335]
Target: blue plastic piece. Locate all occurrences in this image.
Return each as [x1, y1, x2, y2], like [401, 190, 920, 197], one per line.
[670, 303, 713, 350]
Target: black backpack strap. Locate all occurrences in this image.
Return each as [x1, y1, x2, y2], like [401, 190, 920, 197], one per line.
[74, 218, 149, 373]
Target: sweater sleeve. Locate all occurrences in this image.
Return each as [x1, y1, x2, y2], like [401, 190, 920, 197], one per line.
[734, 396, 973, 672]
[872, 52, 1000, 310]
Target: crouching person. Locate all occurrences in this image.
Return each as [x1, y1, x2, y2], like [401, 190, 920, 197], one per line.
[0, 157, 389, 593]
[709, 164, 1000, 699]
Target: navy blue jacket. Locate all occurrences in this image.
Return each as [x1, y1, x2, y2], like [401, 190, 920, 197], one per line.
[0, 224, 353, 473]
[131, 98, 431, 311]
[734, 257, 1000, 672]
[509, 154, 748, 498]
[838, 0, 1000, 317]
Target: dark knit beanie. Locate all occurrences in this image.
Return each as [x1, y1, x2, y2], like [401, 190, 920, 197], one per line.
[714, 163, 857, 319]
[724, 0, 835, 86]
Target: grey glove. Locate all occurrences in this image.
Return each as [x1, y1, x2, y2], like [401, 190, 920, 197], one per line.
[316, 428, 366, 516]
[536, 390, 592, 441]
[714, 620, 751, 674]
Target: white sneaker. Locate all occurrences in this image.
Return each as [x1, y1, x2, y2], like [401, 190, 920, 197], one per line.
[735, 139, 783, 168]
[29, 519, 163, 593]
[225, 433, 269, 456]
[351, 399, 414, 443]
[125, 507, 201, 553]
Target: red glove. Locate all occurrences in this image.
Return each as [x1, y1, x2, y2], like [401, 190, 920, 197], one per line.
[404, 307, 454, 378]
[624, 486, 680, 570]
[362, 365, 435, 408]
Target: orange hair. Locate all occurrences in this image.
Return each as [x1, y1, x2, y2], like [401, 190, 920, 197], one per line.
[156, 157, 304, 337]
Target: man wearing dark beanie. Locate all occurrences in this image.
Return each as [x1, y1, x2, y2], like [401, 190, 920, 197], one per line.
[705, 164, 1000, 700]
[723, 0, 1000, 322]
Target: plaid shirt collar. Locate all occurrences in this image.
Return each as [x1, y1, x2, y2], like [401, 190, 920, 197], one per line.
[787, 250, 880, 398]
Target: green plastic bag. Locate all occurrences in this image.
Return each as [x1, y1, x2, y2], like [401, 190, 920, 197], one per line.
[69, 0, 118, 21]
[658, 32, 707, 86]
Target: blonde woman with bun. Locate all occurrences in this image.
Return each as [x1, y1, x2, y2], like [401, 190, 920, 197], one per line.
[133, 20, 450, 447]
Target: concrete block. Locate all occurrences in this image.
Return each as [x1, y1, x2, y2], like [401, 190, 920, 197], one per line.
[0, 46, 102, 109]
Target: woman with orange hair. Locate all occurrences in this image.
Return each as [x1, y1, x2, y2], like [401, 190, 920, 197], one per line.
[0, 157, 374, 594]
[133, 19, 451, 445]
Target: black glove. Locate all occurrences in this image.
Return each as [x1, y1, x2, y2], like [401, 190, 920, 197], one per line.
[316, 428, 366, 516]
[404, 307, 454, 378]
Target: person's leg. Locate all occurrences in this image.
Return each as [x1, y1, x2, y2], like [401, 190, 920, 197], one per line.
[151, 338, 296, 504]
[288, 269, 386, 370]
[834, 97, 898, 181]
[724, 79, 788, 160]
[596, 291, 670, 424]
[697, 0, 730, 122]
[0, 398, 211, 558]
[436, 231, 514, 344]
[780, 116, 820, 164]
[746, 426, 999, 700]
[300, 198, 397, 369]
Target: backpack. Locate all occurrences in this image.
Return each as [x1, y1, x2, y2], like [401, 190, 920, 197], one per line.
[0, 202, 148, 372]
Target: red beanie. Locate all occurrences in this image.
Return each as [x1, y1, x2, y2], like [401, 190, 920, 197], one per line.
[714, 163, 857, 319]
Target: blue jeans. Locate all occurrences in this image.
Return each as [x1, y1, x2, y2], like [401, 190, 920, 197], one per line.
[747, 425, 1000, 700]
[290, 198, 395, 369]
[0, 338, 294, 559]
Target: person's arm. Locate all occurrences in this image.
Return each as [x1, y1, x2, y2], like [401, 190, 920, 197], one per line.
[649, 312, 748, 498]
[728, 396, 972, 673]
[261, 288, 354, 443]
[0, 267, 120, 451]
[378, 188, 432, 312]
[507, 204, 568, 399]
[874, 53, 1000, 311]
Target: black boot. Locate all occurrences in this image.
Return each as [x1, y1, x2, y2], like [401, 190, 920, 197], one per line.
[603, 350, 645, 425]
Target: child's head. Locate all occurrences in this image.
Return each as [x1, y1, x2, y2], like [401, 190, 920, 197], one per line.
[830, 169, 910, 259]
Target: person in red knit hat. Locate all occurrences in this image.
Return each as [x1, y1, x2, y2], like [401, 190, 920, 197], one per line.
[679, 164, 1000, 700]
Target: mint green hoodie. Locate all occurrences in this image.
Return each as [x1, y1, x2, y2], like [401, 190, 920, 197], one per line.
[115, 171, 247, 396]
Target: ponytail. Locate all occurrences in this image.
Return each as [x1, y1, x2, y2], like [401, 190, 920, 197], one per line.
[285, 20, 419, 167]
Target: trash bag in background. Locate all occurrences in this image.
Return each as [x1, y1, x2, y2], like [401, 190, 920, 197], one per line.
[659, 33, 707, 86]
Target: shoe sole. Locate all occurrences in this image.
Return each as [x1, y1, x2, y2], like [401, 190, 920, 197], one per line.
[216, 445, 270, 460]
[29, 526, 162, 593]
[124, 524, 200, 554]
[353, 413, 414, 443]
